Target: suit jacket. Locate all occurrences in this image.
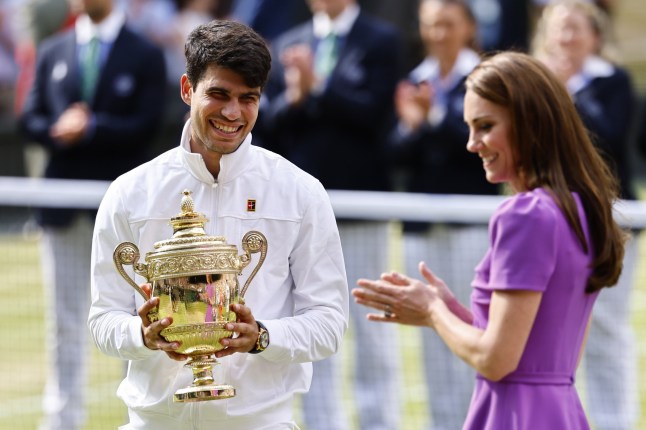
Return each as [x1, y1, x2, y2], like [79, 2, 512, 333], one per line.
[20, 24, 166, 227]
[388, 54, 499, 232]
[261, 11, 403, 192]
[388, 65, 499, 197]
[573, 66, 637, 201]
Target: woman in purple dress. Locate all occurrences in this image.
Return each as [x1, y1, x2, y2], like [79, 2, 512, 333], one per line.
[352, 51, 626, 429]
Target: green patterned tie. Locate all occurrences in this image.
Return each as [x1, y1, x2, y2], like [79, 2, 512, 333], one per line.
[81, 37, 100, 102]
[314, 32, 338, 80]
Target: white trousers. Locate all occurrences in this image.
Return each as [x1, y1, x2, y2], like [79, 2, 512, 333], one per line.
[38, 215, 93, 430]
[582, 232, 640, 430]
[301, 221, 401, 430]
[404, 224, 487, 430]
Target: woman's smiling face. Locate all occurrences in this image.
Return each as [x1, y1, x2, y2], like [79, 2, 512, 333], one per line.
[464, 89, 520, 191]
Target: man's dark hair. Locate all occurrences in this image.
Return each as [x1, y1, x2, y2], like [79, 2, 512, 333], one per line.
[185, 20, 271, 89]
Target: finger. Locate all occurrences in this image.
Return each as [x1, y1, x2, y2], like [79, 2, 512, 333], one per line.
[352, 285, 382, 304]
[352, 283, 397, 309]
[352, 294, 392, 314]
[381, 271, 409, 286]
[138, 297, 159, 326]
[356, 278, 395, 294]
[366, 312, 397, 323]
[219, 334, 253, 350]
[419, 261, 444, 285]
[165, 351, 189, 361]
[215, 346, 243, 358]
[223, 320, 256, 335]
[230, 302, 251, 316]
[145, 317, 180, 350]
[141, 283, 152, 299]
[216, 331, 256, 358]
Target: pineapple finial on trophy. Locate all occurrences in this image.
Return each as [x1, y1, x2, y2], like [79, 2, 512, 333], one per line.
[170, 189, 209, 238]
[180, 189, 195, 214]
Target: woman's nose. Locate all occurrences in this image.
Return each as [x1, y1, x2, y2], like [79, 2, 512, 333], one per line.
[466, 133, 480, 153]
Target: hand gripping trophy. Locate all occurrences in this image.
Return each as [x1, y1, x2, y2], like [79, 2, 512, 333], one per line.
[113, 190, 267, 402]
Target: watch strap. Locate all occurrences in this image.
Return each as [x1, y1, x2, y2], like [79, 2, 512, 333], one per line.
[249, 321, 269, 354]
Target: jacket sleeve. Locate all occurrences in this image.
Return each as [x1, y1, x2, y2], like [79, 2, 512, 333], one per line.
[19, 39, 60, 150]
[88, 179, 158, 361]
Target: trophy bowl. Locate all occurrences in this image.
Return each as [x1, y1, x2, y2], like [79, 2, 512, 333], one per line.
[113, 190, 267, 402]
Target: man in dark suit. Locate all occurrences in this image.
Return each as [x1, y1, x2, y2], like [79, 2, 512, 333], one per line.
[261, 1, 403, 428]
[19, 1, 165, 428]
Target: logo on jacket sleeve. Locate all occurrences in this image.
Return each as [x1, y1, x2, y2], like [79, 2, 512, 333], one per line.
[247, 199, 256, 212]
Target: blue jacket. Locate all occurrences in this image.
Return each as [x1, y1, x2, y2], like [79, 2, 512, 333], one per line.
[572, 66, 637, 201]
[20, 24, 166, 227]
[261, 11, 403, 192]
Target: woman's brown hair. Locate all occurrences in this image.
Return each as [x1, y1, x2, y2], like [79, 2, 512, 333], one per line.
[466, 51, 625, 292]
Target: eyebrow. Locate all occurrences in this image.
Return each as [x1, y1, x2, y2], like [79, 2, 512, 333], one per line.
[465, 115, 492, 123]
[206, 86, 261, 98]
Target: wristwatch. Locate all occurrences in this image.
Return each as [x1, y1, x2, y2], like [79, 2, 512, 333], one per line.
[249, 321, 269, 354]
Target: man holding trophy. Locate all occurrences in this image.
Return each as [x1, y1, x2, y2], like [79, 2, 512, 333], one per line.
[88, 20, 349, 429]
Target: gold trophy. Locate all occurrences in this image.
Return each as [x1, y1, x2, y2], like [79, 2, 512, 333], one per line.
[113, 190, 267, 402]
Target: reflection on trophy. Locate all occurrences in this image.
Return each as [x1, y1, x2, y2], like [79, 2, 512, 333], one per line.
[113, 190, 267, 402]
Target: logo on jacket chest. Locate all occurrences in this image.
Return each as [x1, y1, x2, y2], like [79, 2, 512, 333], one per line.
[247, 199, 256, 212]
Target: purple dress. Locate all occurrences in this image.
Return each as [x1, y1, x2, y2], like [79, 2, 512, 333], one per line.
[464, 188, 598, 430]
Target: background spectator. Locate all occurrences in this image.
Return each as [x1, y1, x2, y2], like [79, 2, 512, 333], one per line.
[261, 0, 404, 428]
[229, 0, 311, 43]
[18, 0, 166, 428]
[387, 1, 499, 428]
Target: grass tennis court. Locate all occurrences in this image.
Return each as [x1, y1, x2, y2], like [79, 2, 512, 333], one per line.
[1, 224, 645, 429]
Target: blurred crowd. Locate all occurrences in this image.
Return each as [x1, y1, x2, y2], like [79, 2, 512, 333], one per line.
[0, 0, 309, 175]
[0, 0, 642, 176]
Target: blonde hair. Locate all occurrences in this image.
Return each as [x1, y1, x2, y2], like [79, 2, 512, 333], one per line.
[531, 0, 620, 63]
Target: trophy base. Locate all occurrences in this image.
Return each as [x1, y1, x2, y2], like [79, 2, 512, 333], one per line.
[174, 384, 236, 402]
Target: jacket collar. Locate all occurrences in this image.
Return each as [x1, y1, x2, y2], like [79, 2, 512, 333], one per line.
[75, 8, 125, 45]
[567, 55, 614, 95]
[410, 48, 480, 89]
[178, 119, 254, 184]
[312, 3, 360, 38]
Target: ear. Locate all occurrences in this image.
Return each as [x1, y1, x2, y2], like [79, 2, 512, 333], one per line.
[180, 74, 192, 106]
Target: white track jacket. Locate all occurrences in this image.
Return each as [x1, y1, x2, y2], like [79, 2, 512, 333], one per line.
[88, 120, 349, 429]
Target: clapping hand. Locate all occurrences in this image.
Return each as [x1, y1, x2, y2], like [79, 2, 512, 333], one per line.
[353, 262, 454, 328]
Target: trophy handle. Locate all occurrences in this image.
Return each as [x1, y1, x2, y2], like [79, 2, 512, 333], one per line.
[113, 242, 150, 301]
[240, 231, 268, 297]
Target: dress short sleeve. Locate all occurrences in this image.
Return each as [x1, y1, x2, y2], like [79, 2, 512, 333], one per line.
[487, 191, 559, 292]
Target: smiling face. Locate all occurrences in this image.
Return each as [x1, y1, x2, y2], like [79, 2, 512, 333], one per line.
[464, 89, 519, 190]
[419, 0, 475, 61]
[181, 66, 261, 175]
[544, 4, 599, 69]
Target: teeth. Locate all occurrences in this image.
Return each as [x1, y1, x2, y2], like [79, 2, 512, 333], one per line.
[482, 155, 496, 164]
[213, 122, 238, 133]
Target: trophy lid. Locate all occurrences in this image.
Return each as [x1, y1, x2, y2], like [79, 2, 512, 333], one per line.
[151, 190, 232, 253]
[116, 190, 257, 283]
